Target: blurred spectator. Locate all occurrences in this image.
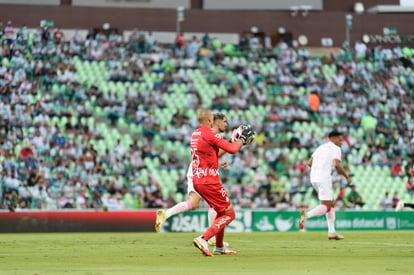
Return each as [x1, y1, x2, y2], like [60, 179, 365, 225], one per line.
[336, 186, 349, 209]
[19, 141, 34, 159]
[187, 36, 200, 59]
[253, 192, 269, 208]
[198, 42, 211, 65]
[360, 112, 377, 143]
[91, 190, 104, 209]
[354, 40, 367, 59]
[27, 167, 42, 187]
[391, 160, 404, 177]
[19, 141, 37, 170]
[31, 182, 48, 209]
[275, 193, 291, 211]
[308, 91, 320, 122]
[238, 191, 253, 208]
[379, 192, 393, 210]
[175, 32, 185, 57]
[269, 173, 285, 202]
[295, 197, 309, 210]
[347, 186, 365, 208]
[4, 21, 14, 45]
[392, 191, 400, 208]
[406, 178, 414, 196]
[3, 189, 18, 211]
[404, 158, 413, 177]
[54, 27, 64, 42]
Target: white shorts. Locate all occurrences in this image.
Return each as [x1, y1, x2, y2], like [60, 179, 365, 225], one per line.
[311, 181, 333, 201]
[186, 173, 202, 198]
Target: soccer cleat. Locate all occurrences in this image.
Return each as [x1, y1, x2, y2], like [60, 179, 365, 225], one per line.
[193, 236, 214, 257]
[208, 239, 229, 247]
[328, 233, 344, 240]
[299, 210, 307, 231]
[154, 209, 166, 232]
[395, 201, 405, 212]
[214, 246, 237, 255]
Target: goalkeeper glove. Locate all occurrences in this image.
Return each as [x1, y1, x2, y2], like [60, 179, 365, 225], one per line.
[238, 125, 256, 145]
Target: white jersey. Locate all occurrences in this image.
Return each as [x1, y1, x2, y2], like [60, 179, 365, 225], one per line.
[310, 141, 342, 183]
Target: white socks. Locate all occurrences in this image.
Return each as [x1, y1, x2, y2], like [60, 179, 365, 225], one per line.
[165, 201, 192, 219]
[326, 208, 336, 234]
[306, 204, 328, 219]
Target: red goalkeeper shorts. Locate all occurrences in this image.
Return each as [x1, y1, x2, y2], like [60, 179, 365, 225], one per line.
[194, 183, 231, 213]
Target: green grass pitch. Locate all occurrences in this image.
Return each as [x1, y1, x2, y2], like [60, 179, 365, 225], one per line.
[0, 231, 413, 274]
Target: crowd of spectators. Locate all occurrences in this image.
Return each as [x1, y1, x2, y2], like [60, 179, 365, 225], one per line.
[0, 21, 413, 212]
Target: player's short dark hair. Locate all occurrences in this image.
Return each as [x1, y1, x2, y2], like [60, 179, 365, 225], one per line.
[213, 113, 226, 121]
[328, 130, 342, 138]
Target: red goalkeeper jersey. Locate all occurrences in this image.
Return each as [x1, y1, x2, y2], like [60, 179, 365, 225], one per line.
[190, 125, 240, 185]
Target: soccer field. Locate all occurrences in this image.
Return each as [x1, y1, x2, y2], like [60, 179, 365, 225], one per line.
[0, 231, 413, 275]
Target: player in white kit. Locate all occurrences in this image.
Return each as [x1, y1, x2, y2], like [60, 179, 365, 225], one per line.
[155, 113, 230, 246]
[299, 131, 352, 240]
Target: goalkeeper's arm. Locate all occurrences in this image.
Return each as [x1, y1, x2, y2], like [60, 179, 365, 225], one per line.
[216, 139, 243, 154]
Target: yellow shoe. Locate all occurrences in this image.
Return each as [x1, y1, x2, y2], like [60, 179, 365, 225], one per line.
[155, 209, 166, 232]
[328, 233, 344, 240]
[299, 210, 307, 231]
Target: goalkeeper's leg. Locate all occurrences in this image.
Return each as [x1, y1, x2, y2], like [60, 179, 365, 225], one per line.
[201, 206, 235, 241]
[207, 208, 230, 247]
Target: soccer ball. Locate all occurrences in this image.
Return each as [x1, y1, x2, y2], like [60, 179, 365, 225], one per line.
[231, 124, 255, 144]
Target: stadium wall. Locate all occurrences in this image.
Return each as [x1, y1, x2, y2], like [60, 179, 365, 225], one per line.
[1, 210, 413, 233]
[0, 211, 155, 233]
[0, 1, 412, 47]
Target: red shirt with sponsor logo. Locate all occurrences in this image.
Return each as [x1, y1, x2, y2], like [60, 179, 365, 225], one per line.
[190, 125, 240, 185]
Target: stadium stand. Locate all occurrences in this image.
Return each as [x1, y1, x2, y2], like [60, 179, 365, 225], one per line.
[0, 22, 413, 212]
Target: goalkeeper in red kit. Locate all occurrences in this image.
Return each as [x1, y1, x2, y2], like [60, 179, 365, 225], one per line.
[191, 109, 255, 256]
